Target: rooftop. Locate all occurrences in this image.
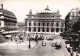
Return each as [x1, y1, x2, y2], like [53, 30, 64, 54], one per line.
[37, 6, 54, 14]
[70, 8, 80, 13]
[0, 4, 16, 19]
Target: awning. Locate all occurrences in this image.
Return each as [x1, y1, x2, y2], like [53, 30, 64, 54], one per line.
[1, 31, 19, 34]
[6, 35, 11, 37]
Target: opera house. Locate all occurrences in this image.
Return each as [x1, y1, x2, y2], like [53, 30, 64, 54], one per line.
[25, 6, 65, 35]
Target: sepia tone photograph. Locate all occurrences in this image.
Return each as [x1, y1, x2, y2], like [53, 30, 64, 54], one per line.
[0, 0, 80, 56]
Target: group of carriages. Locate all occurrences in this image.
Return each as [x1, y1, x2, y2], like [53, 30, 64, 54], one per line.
[1, 32, 45, 42]
[54, 42, 62, 49]
[42, 40, 62, 49]
[1, 31, 26, 42]
[28, 34, 44, 41]
[1, 31, 62, 49]
[42, 36, 62, 49]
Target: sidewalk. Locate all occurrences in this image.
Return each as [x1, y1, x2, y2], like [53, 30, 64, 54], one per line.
[0, 41, 36, 50]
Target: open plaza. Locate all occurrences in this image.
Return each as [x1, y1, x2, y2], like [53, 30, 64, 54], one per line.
[0, 2, 80, 56]
[0, 34, 70, 56]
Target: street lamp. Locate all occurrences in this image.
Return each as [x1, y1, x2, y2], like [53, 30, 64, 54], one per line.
[29, 38, 31, 49]
[28, 34, 31, 49]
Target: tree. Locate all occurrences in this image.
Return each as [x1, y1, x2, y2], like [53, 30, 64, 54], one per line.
[72, 21, 80, 33]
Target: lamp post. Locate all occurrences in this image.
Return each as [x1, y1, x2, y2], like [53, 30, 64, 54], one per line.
[29, 38, 31, 49]
[28, 34, 31, 49]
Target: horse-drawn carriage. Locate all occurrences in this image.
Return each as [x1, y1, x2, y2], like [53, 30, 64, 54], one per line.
[55, 42, 62, 49]
[52, 39, 62, 49]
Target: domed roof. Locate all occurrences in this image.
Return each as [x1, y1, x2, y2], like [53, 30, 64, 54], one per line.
[71, 8, 80, 12]
[70, 8, 80, 17]
[0, 4, 16, 19]
[0, 9, 16, 18]
[37, 6, 54, 14]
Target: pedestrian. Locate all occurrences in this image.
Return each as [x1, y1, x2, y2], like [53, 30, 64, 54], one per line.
[66, 44, 70, 53]
[76, 51, 79, 56]
[42, 40, 43, 45]
[70, 51, 73, 56]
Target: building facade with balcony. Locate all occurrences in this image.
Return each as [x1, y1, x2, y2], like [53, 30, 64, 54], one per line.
[0, 4, 17, 31]
[25, 6, 65, 35]
[65, 8, 80, 54]
[65, 8, 80, 33]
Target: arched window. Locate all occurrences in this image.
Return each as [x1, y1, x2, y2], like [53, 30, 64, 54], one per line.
[42, 28, 45, 32]
[51, 28, 54, 32]
[38, 28, 40, 32]
[56, 22, 59, 27]
[43, 23, 45, 26]
[34, 28, 36, 32]
[34, 23, 36, 26]
[29, 27, 31, 32]
[56, 28, 59, 32]
[47, 28, 49, 32]
[29, 22, 31, 26]
[38, 23, 40, 26]
[61, 28, 63, 32]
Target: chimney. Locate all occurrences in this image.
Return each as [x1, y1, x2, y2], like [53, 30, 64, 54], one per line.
[1, 4, 3, 9]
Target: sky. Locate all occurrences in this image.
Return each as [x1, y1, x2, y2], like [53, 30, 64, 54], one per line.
[0, 0, 80, 22]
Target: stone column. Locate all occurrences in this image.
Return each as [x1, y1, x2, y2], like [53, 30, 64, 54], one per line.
[54, 21, 56, 33]
[49, 28, 51, 33]
[27, 27, 29, 33]
[40, 22, 42, 33]
[45, 22, 47, 27]
[31, 20, 34, 33]
[1, 20, 4, 27]
[36, 27, 38, 33]
[31, 20, 34, 27]
[54, 22, 56, 28]
[27, 21, 29, 27]
[1, 20, 5, 31]
[45, 27, 46, 33]
[25, 27, 27, 31]
[31, 27, 33, 33]
[36, 21, 38, 26]
[59, 28, 61, 33]
[54, 28, 56, 33]
[59, 22, 61, 27]
[40, 27, 42, 33]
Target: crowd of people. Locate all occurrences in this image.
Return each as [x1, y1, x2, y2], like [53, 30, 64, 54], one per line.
[2, 32, 27, 43]
[1, 32, 45, 44]
[1, 32, 63, 50]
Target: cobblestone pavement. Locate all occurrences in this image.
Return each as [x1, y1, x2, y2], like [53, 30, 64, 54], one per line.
[0, 35, 70, 56]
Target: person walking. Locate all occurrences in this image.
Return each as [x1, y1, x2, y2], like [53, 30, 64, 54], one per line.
[35, 35, 38, 44]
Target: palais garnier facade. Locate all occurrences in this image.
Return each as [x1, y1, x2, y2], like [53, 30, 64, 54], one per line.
[25, 6, 65, 35]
